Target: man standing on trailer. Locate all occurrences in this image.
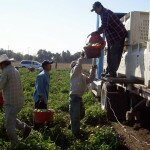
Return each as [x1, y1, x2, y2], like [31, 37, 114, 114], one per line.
[91, 1, 127, 77]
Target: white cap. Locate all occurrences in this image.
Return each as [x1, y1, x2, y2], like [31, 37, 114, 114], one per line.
[0, 54, 11, 63]
[70, 61, 76, 68]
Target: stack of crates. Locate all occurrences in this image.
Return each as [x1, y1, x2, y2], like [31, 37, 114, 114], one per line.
[145, 12, 150, 87]
[118, 11, 150, 84]
[121, 11, 149, 46]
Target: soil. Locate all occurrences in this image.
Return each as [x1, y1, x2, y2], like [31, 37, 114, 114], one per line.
[112, 122, 150, 150]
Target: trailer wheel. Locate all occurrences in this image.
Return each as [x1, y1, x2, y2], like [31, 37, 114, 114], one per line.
[101, 82, 129, 121]
[101, 82, 117, 121]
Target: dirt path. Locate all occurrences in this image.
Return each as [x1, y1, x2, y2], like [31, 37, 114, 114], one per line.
[112, 122, 150, 150]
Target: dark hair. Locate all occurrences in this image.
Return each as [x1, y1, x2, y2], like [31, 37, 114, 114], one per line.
[42, 64, 47, 69]
[2, 61, 11, 67]
[42, 63, 51, 69]
[42, 60, 53, 69]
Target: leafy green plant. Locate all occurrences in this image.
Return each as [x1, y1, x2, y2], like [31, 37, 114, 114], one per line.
[0, 68, 125, 150]
[18, 105, 33, 125]
[88, 127, 121, 150]
[52, 112, 69, 128]
[57, 101, 69, 112]
[83, 92, 95, 107]
[84, 103, 107, 126]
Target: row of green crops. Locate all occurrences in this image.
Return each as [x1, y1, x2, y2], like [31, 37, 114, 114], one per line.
[0, 68, 124, 150]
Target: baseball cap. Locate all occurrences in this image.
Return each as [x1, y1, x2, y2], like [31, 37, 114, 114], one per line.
[91, 1, 102, 12]
[42, 60, 53, 68]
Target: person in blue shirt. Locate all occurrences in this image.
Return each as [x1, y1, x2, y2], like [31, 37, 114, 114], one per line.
[33, 60, 53, 109]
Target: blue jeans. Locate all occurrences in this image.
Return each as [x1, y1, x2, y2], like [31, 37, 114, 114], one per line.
[69, 95, 85, 134]
[106, 37, 125, 76]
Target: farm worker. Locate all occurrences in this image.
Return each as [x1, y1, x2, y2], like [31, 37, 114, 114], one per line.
[33, 60, 53, 109]
[91, 1, 127, 77]
[0, 54, 31, 147]
[69, 52, 96, 136]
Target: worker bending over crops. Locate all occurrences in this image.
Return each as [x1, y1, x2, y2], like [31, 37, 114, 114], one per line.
[0, 54, 31, 148]
[91, 1, 127, 77]
[33, 60, 53, 109]
[69, 52, 96, 136]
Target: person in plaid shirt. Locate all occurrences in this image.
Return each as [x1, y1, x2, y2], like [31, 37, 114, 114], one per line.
[0, 54, 31, 148]
[91, 1, 127, 77]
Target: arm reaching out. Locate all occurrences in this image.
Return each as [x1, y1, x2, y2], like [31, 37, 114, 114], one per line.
[91, 10, 109, 35]
[71, 52, 85, 76]
[97, 10, 109, 34]
[86, 65, 96, 84]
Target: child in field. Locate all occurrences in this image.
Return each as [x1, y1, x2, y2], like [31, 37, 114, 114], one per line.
[69, 52, 96, 136]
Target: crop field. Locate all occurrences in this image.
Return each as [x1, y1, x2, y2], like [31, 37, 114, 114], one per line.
[0, 67, 125, 150]
[12, 62, 91, 70]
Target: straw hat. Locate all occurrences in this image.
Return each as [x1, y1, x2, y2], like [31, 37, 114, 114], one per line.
[0, 54, 11, 63]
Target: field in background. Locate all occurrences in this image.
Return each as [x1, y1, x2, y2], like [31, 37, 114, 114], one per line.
[54, 63, 91, 70]
[0, 68, 125, 150]
[12, 62, 91, 71]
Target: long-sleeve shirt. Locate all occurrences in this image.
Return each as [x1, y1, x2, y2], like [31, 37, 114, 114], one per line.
[98, 7, 127, 46]
[70, 58, 96, 97]
[0, 65, 24, 107]
[33, 70, 50, 104]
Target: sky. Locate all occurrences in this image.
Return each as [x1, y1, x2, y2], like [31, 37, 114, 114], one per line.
[0, 0, 150, 55]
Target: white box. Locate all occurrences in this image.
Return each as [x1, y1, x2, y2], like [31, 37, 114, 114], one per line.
[149, 12, 150, 40]
[121, 11, 149, 45]
[145, 41, 150, 87]
[102, 11, 150, 88]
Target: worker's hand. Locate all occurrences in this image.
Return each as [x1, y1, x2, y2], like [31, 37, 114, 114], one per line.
[92, 65, 97, 69]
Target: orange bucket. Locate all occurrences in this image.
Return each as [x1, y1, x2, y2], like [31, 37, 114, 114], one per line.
[33, 109, 54, 124]
[84, 44, 105, 59]
[0, 92, 4, 107]
[84, 33, 106, 59]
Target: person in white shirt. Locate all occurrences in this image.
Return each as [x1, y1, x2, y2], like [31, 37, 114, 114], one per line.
[69, 52, 96, 136]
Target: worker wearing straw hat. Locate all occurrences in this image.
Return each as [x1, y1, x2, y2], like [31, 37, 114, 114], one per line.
[0, 54, 31, 148]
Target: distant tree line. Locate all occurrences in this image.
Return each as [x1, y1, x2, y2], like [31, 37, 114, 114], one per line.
[0, 48, 91, 63]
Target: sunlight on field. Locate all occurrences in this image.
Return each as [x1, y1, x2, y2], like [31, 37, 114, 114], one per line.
[0, 69, 123, 150]
[12, 61, 91, 71]
[53, 63, 91, 70]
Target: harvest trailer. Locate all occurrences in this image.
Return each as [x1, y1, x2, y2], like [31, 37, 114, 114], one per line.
[91, 11, 150, 122]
